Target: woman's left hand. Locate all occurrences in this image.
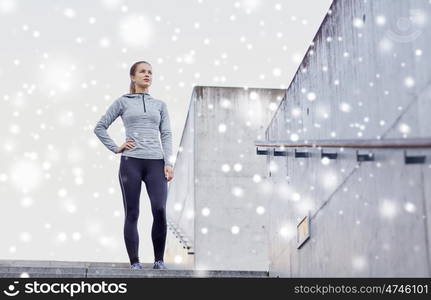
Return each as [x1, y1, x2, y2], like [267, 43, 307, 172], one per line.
[164, 165, 174, 181]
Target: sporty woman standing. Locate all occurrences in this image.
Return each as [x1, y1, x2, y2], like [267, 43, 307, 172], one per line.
[94, 60, 174, 270]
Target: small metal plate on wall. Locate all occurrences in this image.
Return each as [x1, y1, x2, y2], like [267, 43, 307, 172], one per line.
[256, 147, 269, 155]
[321, 150, 338, 159]
[404, 150, 426, 164]
[297, 214, 310, 249]
[356, 150, 374, 162]
[295, 149, 310, 158]
[274, 149, 288, 156]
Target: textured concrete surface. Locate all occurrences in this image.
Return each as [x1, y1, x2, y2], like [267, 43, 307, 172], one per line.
[166, 86, 285, 271]
[264, 0, 431, 277]
[0, 260, 268, 278]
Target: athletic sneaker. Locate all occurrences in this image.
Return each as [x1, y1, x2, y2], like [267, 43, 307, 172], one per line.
[153, 260, 167, 270]
[130, 262, 143, 270]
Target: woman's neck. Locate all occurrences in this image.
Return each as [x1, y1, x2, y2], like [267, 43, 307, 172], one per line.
[134, 87, 149, 94]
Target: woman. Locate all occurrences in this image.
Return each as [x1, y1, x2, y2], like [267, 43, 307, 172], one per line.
[94, 60, 174, 270]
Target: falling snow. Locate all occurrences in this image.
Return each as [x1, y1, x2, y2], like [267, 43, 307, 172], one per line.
[2, 0, 429, 274]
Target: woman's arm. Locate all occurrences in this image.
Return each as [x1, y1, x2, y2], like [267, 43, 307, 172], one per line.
[160, 101, 173, 167]
[94, 98, 123, 154]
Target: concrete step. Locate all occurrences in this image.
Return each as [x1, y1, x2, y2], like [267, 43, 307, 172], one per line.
[0, 260, 269, 278]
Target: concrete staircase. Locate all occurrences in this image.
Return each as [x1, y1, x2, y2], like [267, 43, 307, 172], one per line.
[0, 260, 269, 278]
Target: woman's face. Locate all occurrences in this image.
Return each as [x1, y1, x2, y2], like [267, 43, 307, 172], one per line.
[132, 63, 152, 90]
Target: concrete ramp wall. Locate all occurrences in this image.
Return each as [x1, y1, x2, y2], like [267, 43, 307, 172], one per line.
[263, 0, 431, 277]
[166, 86, 285, 271]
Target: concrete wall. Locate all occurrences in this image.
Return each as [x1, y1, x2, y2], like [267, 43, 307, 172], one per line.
[265, 0, 431, 277]
[167, 86, 285, 271]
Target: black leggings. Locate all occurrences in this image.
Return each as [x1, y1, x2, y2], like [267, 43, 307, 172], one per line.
[118, 156, 168, 264]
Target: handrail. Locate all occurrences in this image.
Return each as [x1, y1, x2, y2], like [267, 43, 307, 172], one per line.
[255, 137, 431, 149]
[167, 219, 194, 254]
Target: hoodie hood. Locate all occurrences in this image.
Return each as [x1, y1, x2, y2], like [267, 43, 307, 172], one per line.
[123, 93, 151, 98]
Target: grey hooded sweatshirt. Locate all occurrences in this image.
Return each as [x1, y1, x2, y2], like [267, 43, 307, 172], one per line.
[93, 92, 173, 167]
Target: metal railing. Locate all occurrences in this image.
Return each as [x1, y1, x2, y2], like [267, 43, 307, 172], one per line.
[255, 137, 431, 149]
[255, 137, 431, 164]
[167, 219, 194, 255]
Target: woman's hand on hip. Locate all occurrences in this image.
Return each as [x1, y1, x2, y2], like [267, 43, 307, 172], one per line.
[116, 139, 135, 153]
[164, 165, 174, 181]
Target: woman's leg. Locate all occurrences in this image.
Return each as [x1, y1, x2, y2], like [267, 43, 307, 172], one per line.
[142, 159, 168, 262]
[118, 156, 143, 265]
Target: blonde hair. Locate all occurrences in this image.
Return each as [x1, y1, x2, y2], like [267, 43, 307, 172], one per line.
[129, 60, 152, 93]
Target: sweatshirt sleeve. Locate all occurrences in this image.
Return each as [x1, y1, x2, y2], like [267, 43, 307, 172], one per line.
[159, 101, 174, 167]
[93, 98, 123, 154]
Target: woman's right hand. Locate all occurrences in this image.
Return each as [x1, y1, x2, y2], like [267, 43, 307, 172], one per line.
[116, 139, 135, 153]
